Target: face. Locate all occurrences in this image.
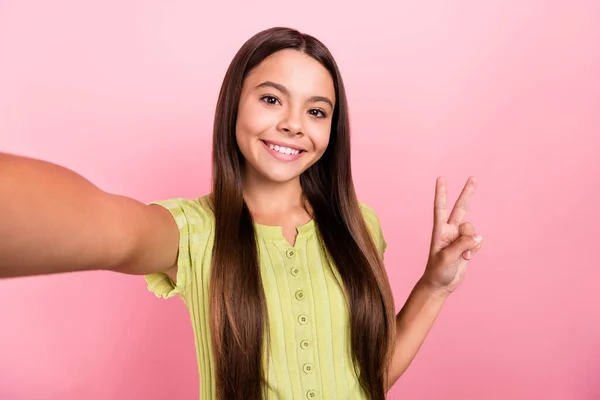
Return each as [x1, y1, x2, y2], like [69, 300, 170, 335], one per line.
[235, 49, 336, 184]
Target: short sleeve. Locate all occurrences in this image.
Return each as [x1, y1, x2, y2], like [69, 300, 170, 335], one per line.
[359, 203, 387, 258]
[144, 197, 212, 299]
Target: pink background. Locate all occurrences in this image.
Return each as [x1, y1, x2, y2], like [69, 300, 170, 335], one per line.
[1, 1, 599, 399]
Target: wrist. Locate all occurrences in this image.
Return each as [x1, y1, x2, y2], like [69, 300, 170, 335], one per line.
[417, 276, 452, 301]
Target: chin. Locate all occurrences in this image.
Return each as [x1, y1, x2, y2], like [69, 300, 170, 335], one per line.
[257, 167, 304, 183]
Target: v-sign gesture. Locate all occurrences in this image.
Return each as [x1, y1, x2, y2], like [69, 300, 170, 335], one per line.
[422, 176, 483, 294]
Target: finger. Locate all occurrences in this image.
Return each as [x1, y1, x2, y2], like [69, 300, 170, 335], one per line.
[459, 222, 475, 237]
[446, 233, 482, 261]
[448, 176, 477, 226]
[434, 177, 448, 227]
[462, 242, 483, 260]
[471, 241, 483, 255]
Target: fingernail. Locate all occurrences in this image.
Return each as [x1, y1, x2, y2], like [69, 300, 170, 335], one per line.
[473, 235, 482, 243]
[465, 251, 471, 259]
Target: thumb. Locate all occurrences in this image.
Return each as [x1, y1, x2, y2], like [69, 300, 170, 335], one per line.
[443, 234, 482, 261]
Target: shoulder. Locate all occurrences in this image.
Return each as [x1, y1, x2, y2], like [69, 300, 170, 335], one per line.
[359, 202, 380, 223]
[143, 194, 214, 299]
[148, 194, 215, 233]
[358, 201, 387, 255]
[359, 202, 384, 234]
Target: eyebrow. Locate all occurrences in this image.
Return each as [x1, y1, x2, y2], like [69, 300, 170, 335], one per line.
[255, 81, 334, 109]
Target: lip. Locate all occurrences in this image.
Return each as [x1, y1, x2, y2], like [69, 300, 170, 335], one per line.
[261, 139, 307, 152]
[261, 140, 306, 162]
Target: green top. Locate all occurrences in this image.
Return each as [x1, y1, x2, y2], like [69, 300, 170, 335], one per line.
[145, 195, 387, 399]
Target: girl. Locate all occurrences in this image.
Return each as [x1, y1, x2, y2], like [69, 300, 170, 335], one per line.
[0, 27, 483, 399]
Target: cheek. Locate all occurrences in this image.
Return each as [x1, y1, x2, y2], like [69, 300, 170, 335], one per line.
[311, 124, 332, 155]
[236, 107, 255, 142]
[237, 101, 275, 139]
[235, 106, 262, 156]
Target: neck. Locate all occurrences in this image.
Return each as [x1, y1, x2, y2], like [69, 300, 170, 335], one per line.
[242, 168, 305, 215]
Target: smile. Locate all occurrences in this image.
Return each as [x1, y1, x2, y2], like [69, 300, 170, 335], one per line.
[261, 140, 306, 161]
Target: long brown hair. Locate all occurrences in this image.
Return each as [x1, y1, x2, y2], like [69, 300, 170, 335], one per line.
[210, 27, 396, 399]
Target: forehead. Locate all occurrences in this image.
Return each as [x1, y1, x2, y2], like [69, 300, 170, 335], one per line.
[244, 49, 335, 102]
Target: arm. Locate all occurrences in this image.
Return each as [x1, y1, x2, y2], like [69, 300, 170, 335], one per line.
[0, 152, 180, 280]
[386, 278, 449, 391]
[385, 177, 483, 391]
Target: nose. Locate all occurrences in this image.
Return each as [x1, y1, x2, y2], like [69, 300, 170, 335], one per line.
[277, 109, 303, 136]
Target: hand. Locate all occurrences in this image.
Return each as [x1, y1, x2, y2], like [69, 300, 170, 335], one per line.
[422, 176, 483, 295]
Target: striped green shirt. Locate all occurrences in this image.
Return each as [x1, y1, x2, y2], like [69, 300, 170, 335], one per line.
[145, 195, 387, 399]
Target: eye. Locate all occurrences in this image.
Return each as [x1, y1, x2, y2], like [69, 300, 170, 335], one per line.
[260, 95, 281, 106]
[309, 109, 327, 118]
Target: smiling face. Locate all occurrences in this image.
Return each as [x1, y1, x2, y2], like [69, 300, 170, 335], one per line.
[235, 49, 336, 184]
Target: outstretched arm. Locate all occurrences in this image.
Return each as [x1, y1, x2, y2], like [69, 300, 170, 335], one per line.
[0, 152, 180, 279]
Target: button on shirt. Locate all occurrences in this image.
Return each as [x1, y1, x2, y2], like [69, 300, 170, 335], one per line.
[144, 195, 387, 399]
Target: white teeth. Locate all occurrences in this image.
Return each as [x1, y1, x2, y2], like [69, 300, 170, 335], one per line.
[268, 143, 300, 156]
